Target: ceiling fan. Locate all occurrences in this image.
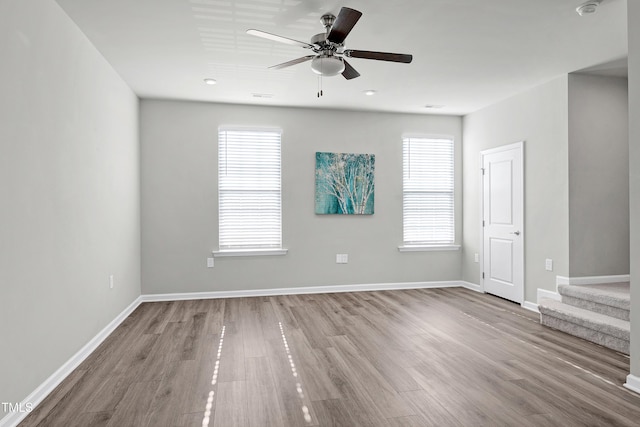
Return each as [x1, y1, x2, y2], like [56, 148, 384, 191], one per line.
[246, 7, 413, 81]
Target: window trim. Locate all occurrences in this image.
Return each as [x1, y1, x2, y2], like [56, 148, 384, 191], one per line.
[401, 134, 456, 247]
[212, 248, 288, 258]
[217, 126, 285, 254]
[397, 245, 460, 252]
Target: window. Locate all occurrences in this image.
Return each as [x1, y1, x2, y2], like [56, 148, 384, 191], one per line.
[402, 135, 455, 247]
[217, 127, 283, 253]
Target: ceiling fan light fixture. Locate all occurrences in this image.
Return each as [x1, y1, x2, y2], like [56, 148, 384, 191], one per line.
[311, 55, 345, 77]
[576, 0, 602, 16]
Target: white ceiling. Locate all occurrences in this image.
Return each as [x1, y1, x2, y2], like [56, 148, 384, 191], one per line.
[54, 0, 628, 115]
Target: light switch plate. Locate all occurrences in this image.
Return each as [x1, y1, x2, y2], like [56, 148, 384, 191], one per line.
[545, 258, 553, 271]
[207, 257, 214, 268]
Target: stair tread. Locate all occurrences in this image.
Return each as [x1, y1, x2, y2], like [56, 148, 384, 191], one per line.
[538, 298, 629, 338]
[557, 283, 630, 309]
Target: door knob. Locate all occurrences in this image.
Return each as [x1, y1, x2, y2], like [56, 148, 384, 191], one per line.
[510, 231, 521, 236]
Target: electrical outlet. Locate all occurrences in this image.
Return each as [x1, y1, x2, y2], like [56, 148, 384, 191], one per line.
[474, 253, 479, 263]
[109, 274, 114, 289]
[545, 259, 553, 271]
[207, 257, 214, 268]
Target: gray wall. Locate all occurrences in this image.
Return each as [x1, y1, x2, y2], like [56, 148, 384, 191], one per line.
[141, 100, 462, 294]
[462, 77, 570, 303]
[628, 0, 640, 378]
[568, 74, 629, 277]
[0, 0, 140, 418]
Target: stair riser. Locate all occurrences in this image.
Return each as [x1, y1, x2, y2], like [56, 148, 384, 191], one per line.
[562, 296, 630, 321]
[540, 314, 629, 355]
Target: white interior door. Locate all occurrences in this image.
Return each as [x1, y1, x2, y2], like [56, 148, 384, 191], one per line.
[481, 142, 524, 304]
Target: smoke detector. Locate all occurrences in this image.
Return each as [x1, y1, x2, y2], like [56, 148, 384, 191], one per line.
[576, 0, 602, 16]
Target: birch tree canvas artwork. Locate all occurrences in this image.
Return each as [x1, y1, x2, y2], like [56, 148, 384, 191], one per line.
[315, 152, 375, 215]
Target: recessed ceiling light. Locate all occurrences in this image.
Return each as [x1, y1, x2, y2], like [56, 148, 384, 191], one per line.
[204, 78, 217, 85]
[424, 104, 445, 109]
[364, 90, 377, 96]
[252, 93, 275, 99]
[576, 0, 602, 16]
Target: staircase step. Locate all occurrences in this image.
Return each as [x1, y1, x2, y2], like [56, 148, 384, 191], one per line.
[538, 298, 629, 354]
[557, 283, 630, 321]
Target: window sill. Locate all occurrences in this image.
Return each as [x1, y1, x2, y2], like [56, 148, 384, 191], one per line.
[398, 245, 461, 252]
[212, 248, 288, 257]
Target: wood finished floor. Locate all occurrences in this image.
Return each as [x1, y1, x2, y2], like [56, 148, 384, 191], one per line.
[19, 288, 640, 427]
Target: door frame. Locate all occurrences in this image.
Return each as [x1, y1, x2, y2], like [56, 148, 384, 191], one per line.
[479, 141, 525, 304]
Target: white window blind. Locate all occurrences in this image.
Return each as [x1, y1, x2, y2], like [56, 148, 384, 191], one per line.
[218, 128, 282, 250]
[402, 136, 454, 245]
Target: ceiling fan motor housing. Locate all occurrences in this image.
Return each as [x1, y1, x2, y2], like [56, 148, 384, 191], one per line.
[311, 32, 328, 46]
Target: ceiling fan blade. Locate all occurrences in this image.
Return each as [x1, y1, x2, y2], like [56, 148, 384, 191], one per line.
[327, 7, 362, 44]
[270, 55, 316, 70]
[345, 50, 413, 63]
[341, 60, 360, 80]
[246, 29, 316, 50]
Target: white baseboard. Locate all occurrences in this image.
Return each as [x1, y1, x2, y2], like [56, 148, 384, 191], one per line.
[459, 281, 483, 293]
[556, 274, 630, 287]
[522, 301, 539, 313]
[538, 288, 561, 303]
[0, 296, 142, 427]
[141, 280, 466, 302]
[624, 374, 640, 395]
